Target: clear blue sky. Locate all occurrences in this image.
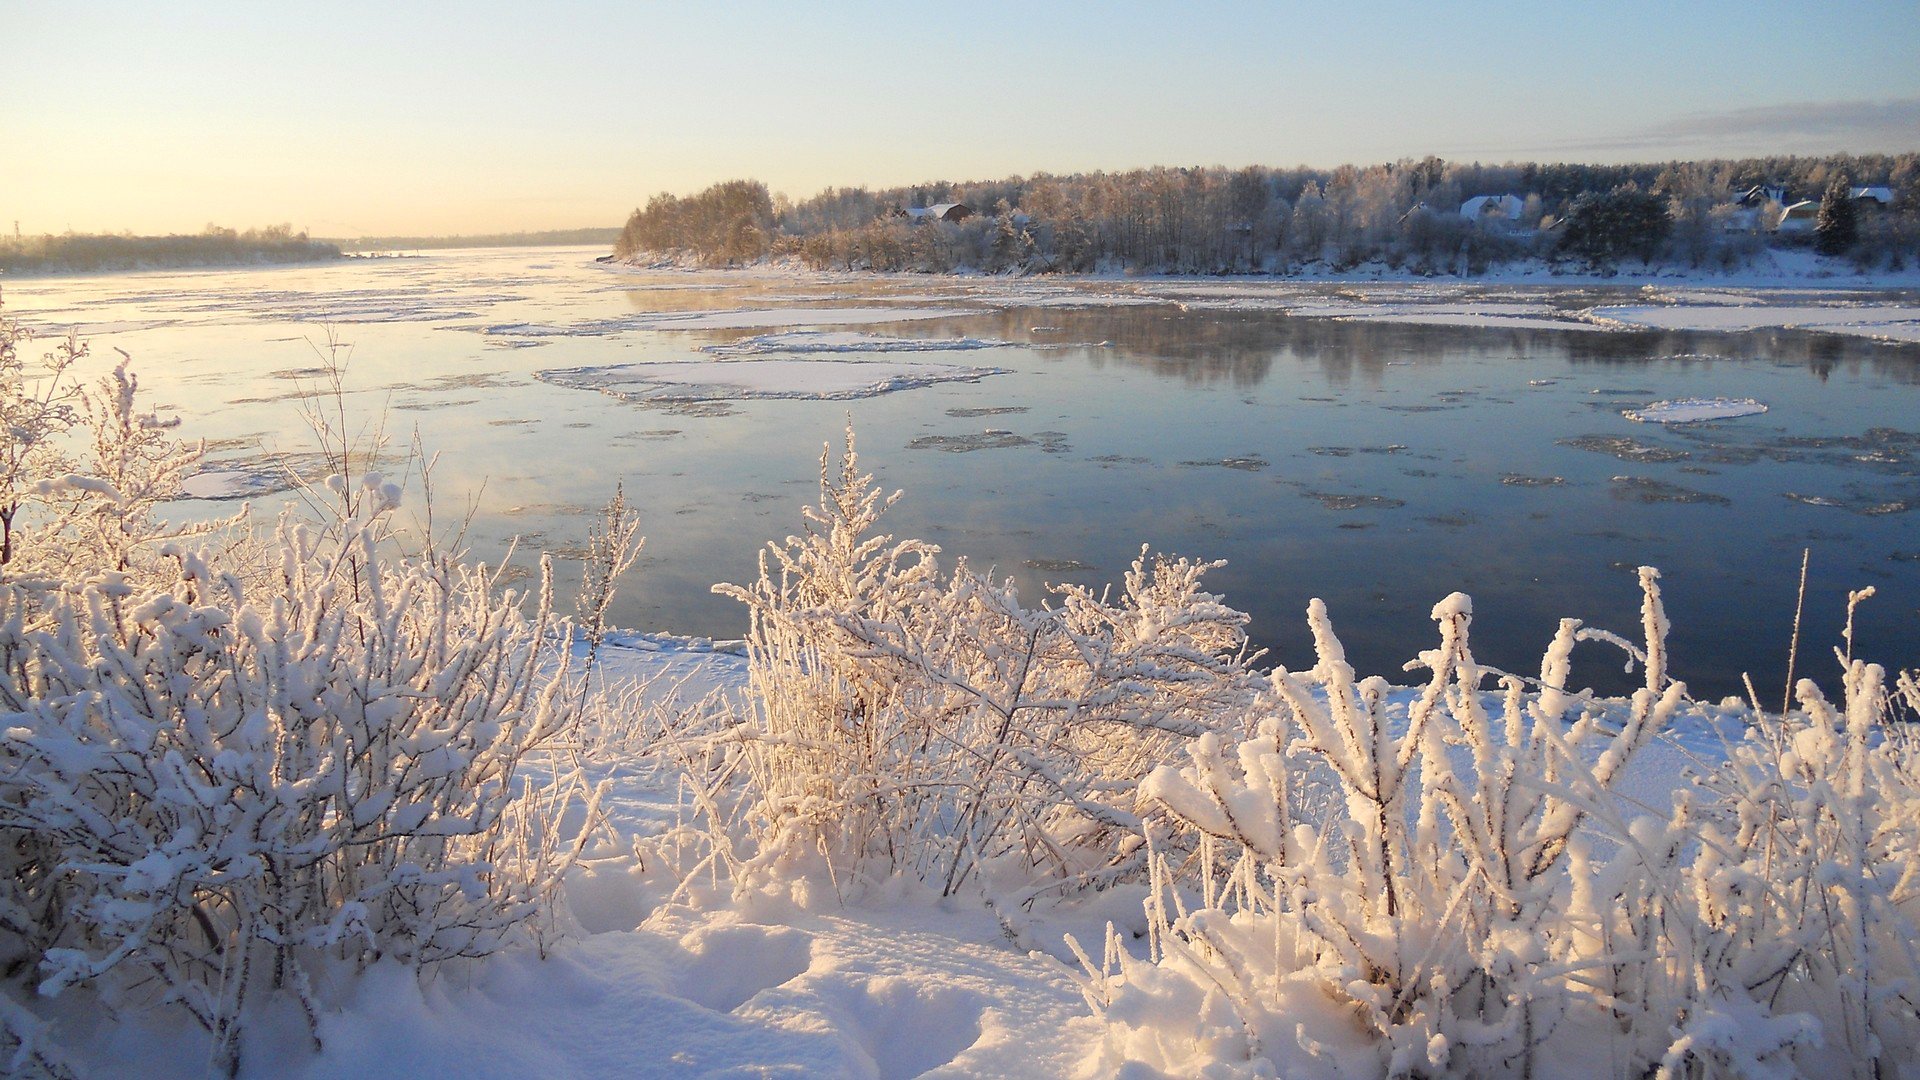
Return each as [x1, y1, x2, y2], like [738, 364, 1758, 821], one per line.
[6, 0, 1917, 236]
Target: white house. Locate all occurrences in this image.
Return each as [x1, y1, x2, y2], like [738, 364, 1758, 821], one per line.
[1460, 195, 1524, 222]
[1851, 186, 1894, 209]
[1775, 200, 1820, 233]
[895, 203, 976, 224]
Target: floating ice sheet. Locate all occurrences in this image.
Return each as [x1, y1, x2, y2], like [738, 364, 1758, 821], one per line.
[1591, 303, 1920, 342]
[702, 330, 1014, 358]
[535, 358, 1005, 402]
[483, 306, 977, 338]
[1624, 398, 1769, 423]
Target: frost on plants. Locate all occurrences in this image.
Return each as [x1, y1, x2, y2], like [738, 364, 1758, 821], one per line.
[0, 308, 596, 1076]
[707, 426, 1263, 902]
[1071, 571, 1920, 1079]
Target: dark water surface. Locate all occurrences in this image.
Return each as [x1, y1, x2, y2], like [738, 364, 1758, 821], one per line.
[10, 249, 1918, 700]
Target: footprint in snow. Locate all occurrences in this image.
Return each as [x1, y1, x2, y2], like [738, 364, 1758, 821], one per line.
[675, 924, 816, 1014]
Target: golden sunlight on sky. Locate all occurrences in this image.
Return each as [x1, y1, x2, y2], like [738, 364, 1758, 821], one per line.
[6, 1, 1918, 237]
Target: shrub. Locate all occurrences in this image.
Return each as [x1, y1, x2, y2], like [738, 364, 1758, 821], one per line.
[0, 309, 593, 1076]
[707, 428, 1263, 901]
[1071, 574, 1920, 1078]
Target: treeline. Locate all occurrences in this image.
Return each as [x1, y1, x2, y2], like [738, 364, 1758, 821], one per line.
[614, 152, 1920, 275]
[332, 226, 620, 252]
[0, 225, 341, 274]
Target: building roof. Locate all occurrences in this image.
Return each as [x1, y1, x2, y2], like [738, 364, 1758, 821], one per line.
[1851, 186, 1894, 204]
[1460, 194, 1524, 220]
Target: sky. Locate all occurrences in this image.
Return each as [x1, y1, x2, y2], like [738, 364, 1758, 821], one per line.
[5, 0, 1918, 237]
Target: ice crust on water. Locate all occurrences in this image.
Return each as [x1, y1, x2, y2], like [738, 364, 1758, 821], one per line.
[1591, 302, 1920, 342]
[535, 358, 1006, 402]
[481, 306, 978, 338]
[702, 329, 1015, 357]
[1624, 397, 1769, 423]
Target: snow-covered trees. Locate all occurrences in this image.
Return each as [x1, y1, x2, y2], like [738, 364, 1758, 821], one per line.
[613, 152, 1919, 275]
[614, 180, 776, 266]
[1557, 186, 1673, 267]
[0, 310, 594, 1076]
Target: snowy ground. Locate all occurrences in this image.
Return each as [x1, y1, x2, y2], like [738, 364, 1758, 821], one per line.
[51, 632, 1751, 1079]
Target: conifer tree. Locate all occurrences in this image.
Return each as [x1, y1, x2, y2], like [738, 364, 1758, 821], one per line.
[1816, 175, 1859, 255]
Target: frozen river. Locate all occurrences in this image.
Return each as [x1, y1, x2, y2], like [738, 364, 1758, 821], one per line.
[7, 247, 1918, 698]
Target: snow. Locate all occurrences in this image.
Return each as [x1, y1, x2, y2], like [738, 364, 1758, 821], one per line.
[1590, 302, 1920, 342]
[18, 621, 1882, 1079]
[535, 358, 1007, 402]
[1624, 397, 1771, 423]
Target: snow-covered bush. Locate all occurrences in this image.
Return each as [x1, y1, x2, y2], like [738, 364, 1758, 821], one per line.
[1072, 573, 1920, 1078]
[0, 311, 592, 1076]
[707, 428, 1262, 901]
[1644, 655, 1920, 1078]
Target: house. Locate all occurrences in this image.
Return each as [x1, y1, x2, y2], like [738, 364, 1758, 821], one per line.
[1460, 195, 1524, 222]
[924, 203, 975, 223]
[892, 203, 976, 224]
[1852, 186, 1895, 211]
[1775, 200, 1820, 233]
[1736, 184, 1788, 208]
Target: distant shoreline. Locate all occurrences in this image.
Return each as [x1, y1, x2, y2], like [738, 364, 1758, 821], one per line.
[609, 249, 1920, 292]
[1, 231, 344, 278]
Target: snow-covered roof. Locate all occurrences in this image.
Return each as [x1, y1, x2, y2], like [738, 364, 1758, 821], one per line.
[1851, 186, 1894, 204]
[1460, 195, 1524, 220]
[1781, 200, 1819, 217]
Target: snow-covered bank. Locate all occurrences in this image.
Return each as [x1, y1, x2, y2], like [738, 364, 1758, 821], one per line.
[611, 245, 1920, 291]
[603, 252, 1920, 345]
[35, 624, 1755, 1079]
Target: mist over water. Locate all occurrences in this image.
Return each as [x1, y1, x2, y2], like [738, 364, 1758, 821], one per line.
[8, 247, 1918, 699]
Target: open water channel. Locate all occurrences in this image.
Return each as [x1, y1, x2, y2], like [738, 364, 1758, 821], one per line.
[8, 247, 1918, 699]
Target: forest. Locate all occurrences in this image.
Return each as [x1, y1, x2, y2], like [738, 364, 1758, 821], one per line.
[614, 152, 1920, 274]
[0, 225, 342, 274]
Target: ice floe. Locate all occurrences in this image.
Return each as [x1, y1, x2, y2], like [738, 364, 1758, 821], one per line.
[178, 464, 295, 500]
[535, 358, 1005, 402]
[1624, 397, 1770, 423]
[702, 329, 1014, 358]
[1590, 303, 1920, 342]
[483, 306, 978, 338]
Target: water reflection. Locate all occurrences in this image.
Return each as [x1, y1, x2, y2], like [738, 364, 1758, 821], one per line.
[7, 253, 1916, 703]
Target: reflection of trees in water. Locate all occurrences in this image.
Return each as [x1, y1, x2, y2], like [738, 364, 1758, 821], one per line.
[983, 296, 1920, 390]
[617, 273, 1920, 389]
[964, 305, 1725, 390]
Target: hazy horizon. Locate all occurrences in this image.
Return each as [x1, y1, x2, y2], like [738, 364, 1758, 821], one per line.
[7, 0, 1919, 237]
